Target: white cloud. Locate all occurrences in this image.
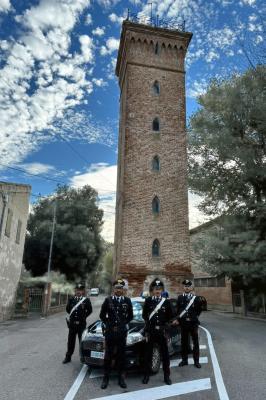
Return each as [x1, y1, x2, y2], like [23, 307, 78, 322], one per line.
[0, 0, 11, 13]
[0, 0, 94, 167]
[241, 0, 256, 5]
[51, 109, 117, 148]
[106, 57, 117, 79]
[108, 13, 124, 25]
[188, 192, 209, 229]
[79, 35, 94, 62]
[92, 78, 108, 87]
[18, 162, 62, 176]
[96, 0, 121, 8]
[187, 79, 208, 98]
[100, 37, 119, 56]
[92, 27, 105, 36]
[85, 13, 92, 25]
[206, 50, 220, 63]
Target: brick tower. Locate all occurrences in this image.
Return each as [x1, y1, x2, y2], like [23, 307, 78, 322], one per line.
[114, 19, 193, 296]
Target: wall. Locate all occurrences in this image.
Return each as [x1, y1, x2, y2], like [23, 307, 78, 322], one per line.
[0, 182, 31, 321]
[190, 220, 233, 311]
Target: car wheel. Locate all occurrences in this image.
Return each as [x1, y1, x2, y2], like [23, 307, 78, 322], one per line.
[151, 344, 161, 374]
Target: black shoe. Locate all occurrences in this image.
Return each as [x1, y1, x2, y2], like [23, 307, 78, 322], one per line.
[101, 375, 109, 389]
[118, 376, 127, 389]
[178, 360, 188, 367]
[164, 376, 172, 385]
[142, 375, 149, 384]
[194, 362, 201, 368]
[62, 356, 71, 364]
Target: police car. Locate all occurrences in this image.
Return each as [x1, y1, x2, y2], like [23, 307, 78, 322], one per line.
[80, 297, 182, 373]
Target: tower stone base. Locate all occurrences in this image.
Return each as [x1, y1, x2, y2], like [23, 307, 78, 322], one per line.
[119, 263, 193, 297]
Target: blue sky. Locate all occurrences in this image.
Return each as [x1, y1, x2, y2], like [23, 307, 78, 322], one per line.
[0, 0, 265, 241]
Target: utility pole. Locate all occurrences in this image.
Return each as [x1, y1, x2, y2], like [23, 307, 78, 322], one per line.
[43, 200, 56, 317]
[47, 200, 56, 282]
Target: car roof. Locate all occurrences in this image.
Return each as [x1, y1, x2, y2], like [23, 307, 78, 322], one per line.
[131, 297, 145, 302]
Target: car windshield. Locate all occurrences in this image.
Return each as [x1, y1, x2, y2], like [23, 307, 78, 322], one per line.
[132, 301, 144, 321]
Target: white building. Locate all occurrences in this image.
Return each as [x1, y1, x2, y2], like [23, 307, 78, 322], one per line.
[0, 182, 31, 321]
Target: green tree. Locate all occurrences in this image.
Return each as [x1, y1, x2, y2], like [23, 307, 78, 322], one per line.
[189, 66, 266, 283]
[24, 185, 104, 280]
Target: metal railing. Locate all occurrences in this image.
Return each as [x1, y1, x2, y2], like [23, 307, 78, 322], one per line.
[126, 9, 186, 32]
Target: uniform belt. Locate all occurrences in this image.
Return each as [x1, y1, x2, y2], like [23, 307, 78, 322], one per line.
[185, 318, 191, 321]
[73, 321, 80, 325]
[154, 325, 164, 330]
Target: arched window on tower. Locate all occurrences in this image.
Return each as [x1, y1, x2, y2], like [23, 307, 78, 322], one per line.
[152, 239, 160, 257]
[152, 117, 160, 131]
[152, 196, 160, 214]
[153, 81, 160, 95]
[152, 155, 160, 171]
[155, 42, 159, 55]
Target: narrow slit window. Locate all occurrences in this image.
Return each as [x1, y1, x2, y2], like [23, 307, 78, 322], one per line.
[152, 156, 160, 171]
[152, 196, 160, 214]
[153, 81, 160, 95]
[155, 42, 159, 55]
[152, 118, 160, 131]
[152, 239, 160, 257]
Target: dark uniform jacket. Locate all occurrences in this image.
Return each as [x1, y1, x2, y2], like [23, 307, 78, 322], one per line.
[100, 296, 133, 334]
[142, 296, 173, 332]
[176, 294, 202, 324]
[66, 296, 92, 327]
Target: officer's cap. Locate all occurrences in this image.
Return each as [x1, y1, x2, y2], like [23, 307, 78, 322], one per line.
[182, 279, 193, 287]
[113, 278, 125, 288]
[150, 278, 164, 291]
[75, 282, 85, 290]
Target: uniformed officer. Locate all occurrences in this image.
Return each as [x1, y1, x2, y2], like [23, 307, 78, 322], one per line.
[62, 283, 92, 364]
[142, 278, 173, 385]
[99, 279, 133, 390]
[176, 279, 202, 368]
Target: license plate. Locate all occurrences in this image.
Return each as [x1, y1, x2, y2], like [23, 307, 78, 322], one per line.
[91, 351, 104, 359]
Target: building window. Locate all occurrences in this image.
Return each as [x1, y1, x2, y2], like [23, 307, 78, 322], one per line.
[152, 118, 160, 131]
[152, 155, 160, 171]
[16, 220, 22, 244]
[5, 208, 13, 238]
[152, 239, 160, 257]
[194, 276, 226, 287]
[152, 196, 160, 214]
[155, 42, 159, 55]
[153, 81, 160, 95]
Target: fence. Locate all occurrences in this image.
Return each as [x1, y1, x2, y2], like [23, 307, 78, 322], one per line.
[14, 285, 70, 317]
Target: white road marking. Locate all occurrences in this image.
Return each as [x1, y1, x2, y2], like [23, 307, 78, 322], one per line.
[89, 378, 211, 400]
[200, 326, 230, 400]
[200, 344, 207, 350]
[64, 365, 88, 400]
[169, 356, 208, 367]
[89, 356, 209, 379]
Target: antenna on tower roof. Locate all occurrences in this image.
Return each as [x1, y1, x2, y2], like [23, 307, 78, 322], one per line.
[125, 8, 186, 32]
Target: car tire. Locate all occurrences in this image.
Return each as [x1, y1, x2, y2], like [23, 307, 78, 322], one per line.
[151, 343, 161, 374]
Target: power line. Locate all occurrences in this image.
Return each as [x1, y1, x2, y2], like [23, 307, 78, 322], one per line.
[56, 132, 117, 190]
[0, 162, 116, 194]
[0, 162, 66, 185]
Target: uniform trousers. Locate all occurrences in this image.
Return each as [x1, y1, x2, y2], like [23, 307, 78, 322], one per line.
[180, 322, 200, 363]
[144, 330, 170, 376]
[104, 331, 127, 376]
[66, 323, 85, 357]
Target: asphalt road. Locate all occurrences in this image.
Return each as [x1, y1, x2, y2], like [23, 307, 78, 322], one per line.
[0, 296, 265, 400]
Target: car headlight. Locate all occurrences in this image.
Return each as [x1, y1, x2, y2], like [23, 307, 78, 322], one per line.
[82, 330, 90, 341]
[126, 332, 144, 346]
